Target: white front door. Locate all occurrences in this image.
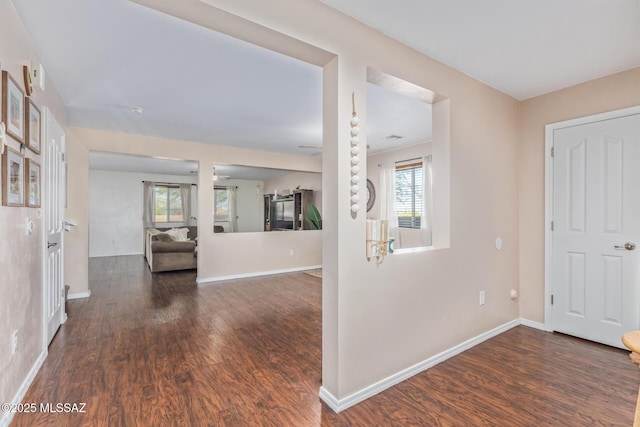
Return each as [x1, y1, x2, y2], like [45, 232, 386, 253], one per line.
[551, 112, 640, 349]
[45, 109, 66, 345]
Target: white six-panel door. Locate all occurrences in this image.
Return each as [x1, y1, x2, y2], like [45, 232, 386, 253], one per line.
[551, 113, 640, 349]
[45, 110, 66, 345]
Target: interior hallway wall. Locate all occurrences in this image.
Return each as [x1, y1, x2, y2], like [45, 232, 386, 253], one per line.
[519, 67, 640, 323]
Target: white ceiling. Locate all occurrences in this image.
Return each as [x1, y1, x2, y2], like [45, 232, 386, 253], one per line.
[319, 0, 640, 100]
[13, 0, 324, 155]
[14, 0, 639, 161]
[13, 0, 431, 156]
[367, 83, 431, 153]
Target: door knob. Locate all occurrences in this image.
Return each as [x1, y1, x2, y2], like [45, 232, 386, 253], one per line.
[47, 242, 58, 249]
[614, 242, 636, 251]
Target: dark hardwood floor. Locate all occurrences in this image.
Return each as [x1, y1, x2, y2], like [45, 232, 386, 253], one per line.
[12, 255, 640, 426]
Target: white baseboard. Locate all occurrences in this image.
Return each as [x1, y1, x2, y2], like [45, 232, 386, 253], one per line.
[89, 252, 143, 258]
[67, 290, 91, 300]
[520, 318, 547, 331]
[0, 350, 47, 427]
[319, 387, 340, 413]
[197, 265, 322, 285]
[319, 318, 522, 413]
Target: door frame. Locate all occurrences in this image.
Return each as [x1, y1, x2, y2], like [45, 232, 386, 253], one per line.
[544, 105, 640, 331]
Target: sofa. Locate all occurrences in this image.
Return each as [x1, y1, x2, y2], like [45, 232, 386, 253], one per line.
[144, 226, 197, 272]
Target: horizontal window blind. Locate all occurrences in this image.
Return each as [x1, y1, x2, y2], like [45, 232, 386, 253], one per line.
[395, 163, 423, 229]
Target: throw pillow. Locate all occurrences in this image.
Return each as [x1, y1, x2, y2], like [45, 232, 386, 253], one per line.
[155, 233, 173, 242]
[166, 227, 189, 241]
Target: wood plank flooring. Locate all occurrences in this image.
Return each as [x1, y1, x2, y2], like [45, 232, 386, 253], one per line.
[11, 255, 640, 426]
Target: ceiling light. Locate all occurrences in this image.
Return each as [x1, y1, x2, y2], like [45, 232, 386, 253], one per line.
[131, 107, 144, 114]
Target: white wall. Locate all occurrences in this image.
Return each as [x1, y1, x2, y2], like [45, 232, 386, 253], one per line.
[65, 132, 89, 295]
[214, 178, 264, 233]
[89, 170, 197, 257]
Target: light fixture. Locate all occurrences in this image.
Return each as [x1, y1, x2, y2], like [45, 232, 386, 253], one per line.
[213, 174, 230, 181]
[23, 62, 45, 95]
[366, 219, 389, 265]
[30, 62, 45, 92]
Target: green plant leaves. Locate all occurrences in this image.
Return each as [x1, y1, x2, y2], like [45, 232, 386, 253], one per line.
[307, 203, 322, 230]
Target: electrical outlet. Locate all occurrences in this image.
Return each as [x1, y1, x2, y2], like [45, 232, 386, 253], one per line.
[479, 291, 486, 306]
[289, 249, 294, 256]
[12, 330, 18, 354]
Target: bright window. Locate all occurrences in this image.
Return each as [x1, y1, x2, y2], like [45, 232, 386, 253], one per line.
[395, 162, 423, 228]
[214, 187, 229, 221]
[154, 185, 184, 223]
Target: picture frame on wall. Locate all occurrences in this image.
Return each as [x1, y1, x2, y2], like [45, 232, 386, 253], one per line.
[2, 147, 25, 206]
[25, 158, 41, 208]
[25, 98, 41, 154]
[2, 71, 26, 144]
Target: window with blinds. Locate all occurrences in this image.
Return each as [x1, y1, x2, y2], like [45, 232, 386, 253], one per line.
[395, 161, 423, 228]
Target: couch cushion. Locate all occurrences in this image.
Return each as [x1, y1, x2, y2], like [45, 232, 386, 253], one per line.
[151, 226, 197, 239]
[151, 241, 196, 253]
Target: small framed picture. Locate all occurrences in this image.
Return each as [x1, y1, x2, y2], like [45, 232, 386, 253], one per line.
[2, 147, 25, 206]
[25, 99, 41, 154]
[2, 71, 25, 144]
[25, 158, 41, 208]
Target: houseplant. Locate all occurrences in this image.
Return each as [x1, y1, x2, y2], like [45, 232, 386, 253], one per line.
[307, 203, 322, 230]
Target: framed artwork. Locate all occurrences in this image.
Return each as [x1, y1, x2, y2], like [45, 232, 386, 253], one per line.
[25, 99, 41, 154]
[25, 158, 41, 208]
[1, 71, 25, 144]
[2, 147, 25, 206]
